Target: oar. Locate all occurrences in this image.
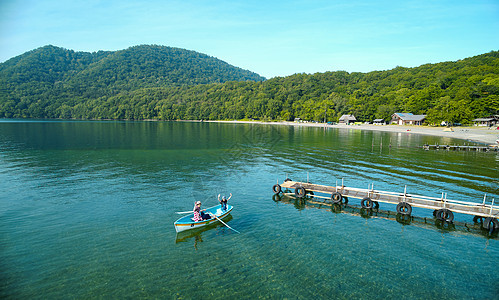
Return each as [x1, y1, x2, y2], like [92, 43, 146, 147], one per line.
[209, 213, 240, 234]
[175, 211, 193, 214]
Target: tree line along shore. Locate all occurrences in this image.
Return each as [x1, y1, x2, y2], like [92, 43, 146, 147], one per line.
[0, 45, 498, 126]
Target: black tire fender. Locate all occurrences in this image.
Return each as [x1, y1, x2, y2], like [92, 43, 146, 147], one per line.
[483, 217, 499, 232]
[436, 209, 454, 222]
[396, 202, 412, 215]
[361, 197, 373, 209]
[331, 192, 343, 204]
[473, 216, 484, 223]
[272, 184, 282, 195]
[295, 187, 306, 198]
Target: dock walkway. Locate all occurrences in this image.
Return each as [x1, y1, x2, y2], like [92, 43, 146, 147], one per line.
[422, 144, 499, 152]
[273, 179, 499, 232]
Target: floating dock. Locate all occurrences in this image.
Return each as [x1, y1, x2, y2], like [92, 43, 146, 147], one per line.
[274, 193, 497, 239]
[422, 144, 499, 152]
[272, 179, 499, 233]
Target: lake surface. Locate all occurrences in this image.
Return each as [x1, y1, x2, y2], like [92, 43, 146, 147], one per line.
[1, 120, 498, 299]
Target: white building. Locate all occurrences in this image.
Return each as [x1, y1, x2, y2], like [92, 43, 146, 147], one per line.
[391, 113, 426, 125]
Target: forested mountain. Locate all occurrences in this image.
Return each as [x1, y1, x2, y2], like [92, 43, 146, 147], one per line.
[0, 45, 265, 118]
[0, 45, 498, 124]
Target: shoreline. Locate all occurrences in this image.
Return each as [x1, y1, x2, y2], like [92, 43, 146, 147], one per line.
[2, 118, 498, 145]
[209, 120, 499, 146]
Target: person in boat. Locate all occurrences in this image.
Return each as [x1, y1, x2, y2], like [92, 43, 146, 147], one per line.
[218, 193, 232, 211]
[193, 201, 211, 221]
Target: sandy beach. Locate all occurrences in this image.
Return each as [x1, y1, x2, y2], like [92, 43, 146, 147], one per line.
[211, 120, 499, 146]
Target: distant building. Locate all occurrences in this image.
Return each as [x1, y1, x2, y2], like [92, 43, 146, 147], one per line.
[338, 114, 356, 125]
[391, 113, 426, 125]
[373, 119, 385, 125]
[472, 115, 499, 127]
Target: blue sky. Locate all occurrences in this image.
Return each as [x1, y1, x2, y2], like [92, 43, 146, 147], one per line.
[1, 0, 498, 78]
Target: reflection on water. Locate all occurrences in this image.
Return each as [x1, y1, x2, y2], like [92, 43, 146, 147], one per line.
[1, 120, 498, 299]
[175, 215, 235, 247]
[272, 193, 498, 239]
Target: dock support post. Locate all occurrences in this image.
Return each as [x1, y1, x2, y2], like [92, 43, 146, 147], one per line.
[403, 185, 407, 203]
[482, 194, 487, 206]
[490, 198, 495, 217]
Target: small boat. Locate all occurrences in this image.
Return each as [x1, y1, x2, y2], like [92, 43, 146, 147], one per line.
[175, 215, 234, 243]
[174, 204, 233, 233]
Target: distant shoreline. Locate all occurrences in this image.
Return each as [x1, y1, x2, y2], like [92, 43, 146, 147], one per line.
[208, 120, 499, 145]
[2, 118, 498, 145]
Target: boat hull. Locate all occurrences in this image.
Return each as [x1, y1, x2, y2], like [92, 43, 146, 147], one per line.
[174, 204, 233, 233]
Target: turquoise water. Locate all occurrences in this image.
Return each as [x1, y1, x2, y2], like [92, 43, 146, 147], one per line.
[0, 120, 498, 299]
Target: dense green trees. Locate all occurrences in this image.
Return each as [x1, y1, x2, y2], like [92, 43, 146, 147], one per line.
[1, 45, 498, 124]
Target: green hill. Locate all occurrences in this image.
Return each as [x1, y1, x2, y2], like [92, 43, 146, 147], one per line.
[0, 45, 265, 118]
[0, 46, 498, 123]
